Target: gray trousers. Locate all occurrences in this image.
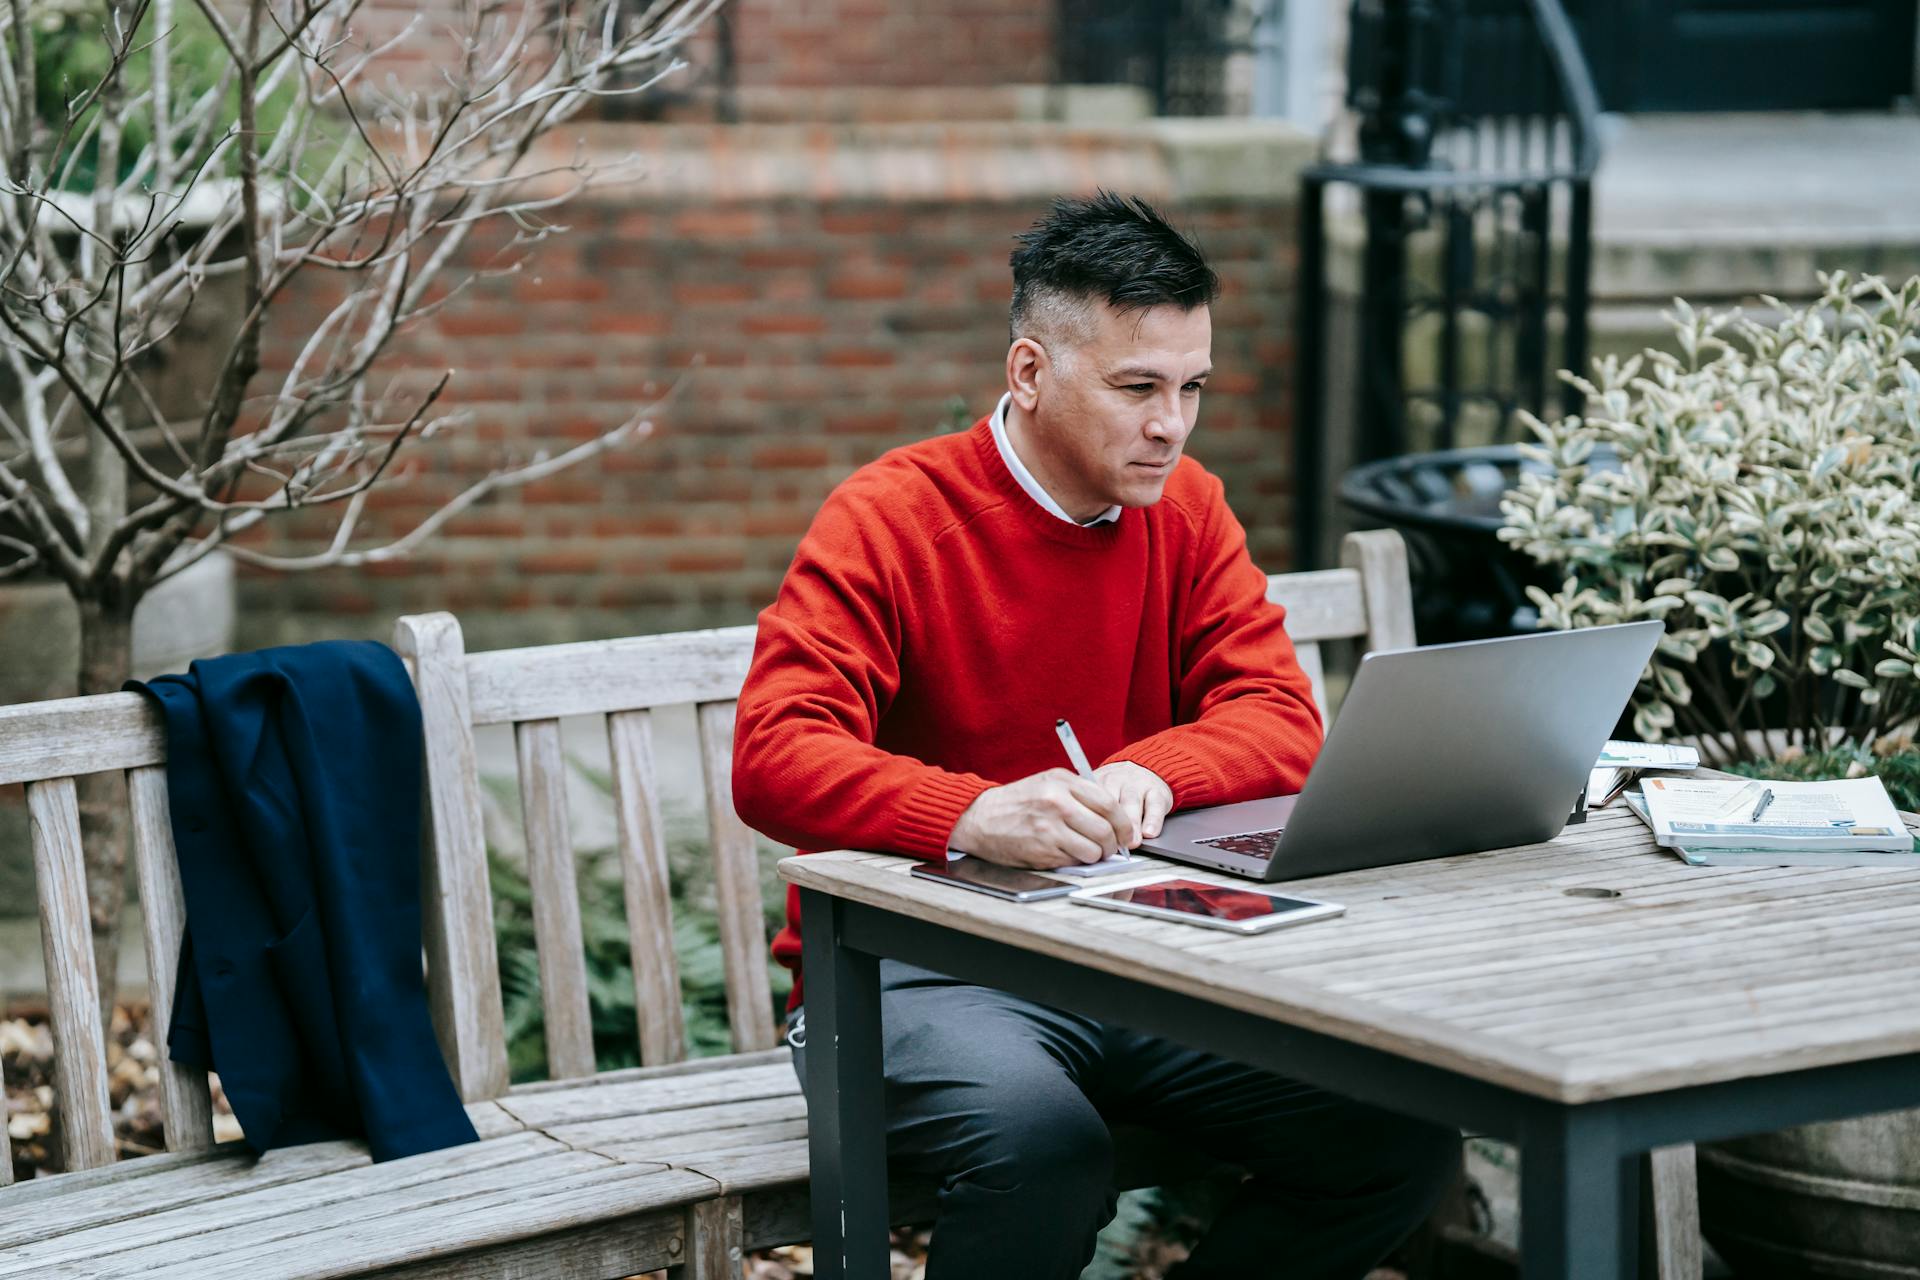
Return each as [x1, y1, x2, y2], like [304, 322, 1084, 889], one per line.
[789, 960, 1459, 1280]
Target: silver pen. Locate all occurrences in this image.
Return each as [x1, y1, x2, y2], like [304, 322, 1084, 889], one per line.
[1054, 718, 1129, 859]
[1749, 787, 1775, 823]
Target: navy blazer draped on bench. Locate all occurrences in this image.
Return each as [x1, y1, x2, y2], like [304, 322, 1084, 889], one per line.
[127, 640, 477, 1162]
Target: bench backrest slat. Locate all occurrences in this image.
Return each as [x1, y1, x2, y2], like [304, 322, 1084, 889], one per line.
[26, 776, 116, 1171]
[605, 709, 688, 1065]
[696, 700, 778, 1053]
[464, 628, 756, 727]
[392, 613, 513, 1102]
[0, 693, 165, 786]
[513, 717, 598, 1080]
[1265, 530, 1415, 723]
[126, 764, 215, 1152]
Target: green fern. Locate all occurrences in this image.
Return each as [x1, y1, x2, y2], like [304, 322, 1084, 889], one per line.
[486, 759, 792, 1083]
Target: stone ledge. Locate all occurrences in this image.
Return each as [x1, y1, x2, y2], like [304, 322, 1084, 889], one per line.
[532, 119, 1317, 204]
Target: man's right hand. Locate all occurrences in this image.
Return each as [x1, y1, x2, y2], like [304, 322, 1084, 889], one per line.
[947, 768, 1135, 868]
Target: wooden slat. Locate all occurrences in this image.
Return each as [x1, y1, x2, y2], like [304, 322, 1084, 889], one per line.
[505, 1046, 789, 1096]
[1647, 1145, 1702, 1280]
[351, 1211, 687, 1280]
[52, 1156, 713, 1280]
[677, 1141, 815, 1197]
[606, 709, 689, 1066]
[0, 1098, 520, 1249]
[496, 1061, 800, 1130]
[0, 1054, 10, 1187]
[391, 612, 510, 1102]
[25, 776, 116, 1172]
[125, 764, 216, 1153]
[464, 627, 757, 726]
[546, 1096, 806, 1154]
[514, 717, 596, 1080]
[0, 1131, 571, 1271]
[1342, 528, 1417, 652]
[1293, 641, 1329, 726]
[678, 1194, 745, 1280]
[608, 1120, 809, 1167]
[0, 692, 166, 786]
[1263, 567, 1367, 643]
[695, 701, 777, 1053]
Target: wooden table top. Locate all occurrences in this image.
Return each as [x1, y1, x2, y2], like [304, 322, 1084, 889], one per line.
[779, 803, 1920, 1105]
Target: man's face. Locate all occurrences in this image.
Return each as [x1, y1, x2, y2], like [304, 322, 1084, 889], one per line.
[1018, 300, 1212, 520]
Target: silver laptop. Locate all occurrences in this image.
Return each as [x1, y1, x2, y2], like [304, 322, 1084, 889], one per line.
[1144, 620, 1665, 881]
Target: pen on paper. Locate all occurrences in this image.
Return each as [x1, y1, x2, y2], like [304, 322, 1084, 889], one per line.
[1749, 787, 1774, 824]
[1055, 718, 1129, 860]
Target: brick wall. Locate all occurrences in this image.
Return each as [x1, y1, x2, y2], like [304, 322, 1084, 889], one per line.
[349, 0, 1054, 106]
[237, 121, 1314, 650]
[722, 0, 1052, 90]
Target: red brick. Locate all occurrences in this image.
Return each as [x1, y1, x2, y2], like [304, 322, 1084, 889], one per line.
[753, 444, 831, 469]
[674, 281, 757, 305]
[826, 272, 908, 301]
[522, 550, 601, 575]
[591, 513, 682, 537]
[520, 480, 601, 504]
[515, 276, 610, 303]
[822, 347, 895, 368]
[820, 210, 908, 235]
[825, 411, 902, 435]
[442, 514, 526, 538]
[741, 248, 821, 270]
[587, 313, 670, 336]
[438, 310, 524, 338]
[741, 314, 826, 336]
[745, 509, 816, 536]
[671, 209, 769, 240]
[666, 550, 748, 573]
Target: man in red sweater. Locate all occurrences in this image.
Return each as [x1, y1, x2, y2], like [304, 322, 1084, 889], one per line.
[733, 192, 1457, 1278]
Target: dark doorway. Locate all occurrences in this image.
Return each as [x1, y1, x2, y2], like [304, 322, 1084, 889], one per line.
[1475, 0, 1919, 112]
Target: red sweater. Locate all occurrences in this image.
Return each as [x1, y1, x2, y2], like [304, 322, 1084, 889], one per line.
[732, 416, 1325, 1008]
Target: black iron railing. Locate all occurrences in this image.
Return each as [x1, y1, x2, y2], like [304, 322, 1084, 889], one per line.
[1293, 0, 1602, 570]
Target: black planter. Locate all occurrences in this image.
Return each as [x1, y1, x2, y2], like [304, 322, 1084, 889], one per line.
[1339, 444, 1624, 646]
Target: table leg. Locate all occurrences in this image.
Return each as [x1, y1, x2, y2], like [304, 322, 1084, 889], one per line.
[799, 890, 890, 1280]
[1520, 1108, 1639, 1280]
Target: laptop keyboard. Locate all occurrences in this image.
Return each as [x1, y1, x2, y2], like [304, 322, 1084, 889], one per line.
[1195, 829, 1284, 860]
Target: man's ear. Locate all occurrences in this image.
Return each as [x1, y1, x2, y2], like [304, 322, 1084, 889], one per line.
[1007, 337, 1047, 413]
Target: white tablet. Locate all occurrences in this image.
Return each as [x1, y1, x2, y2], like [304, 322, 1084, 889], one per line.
[1070, 876, 1344, 934]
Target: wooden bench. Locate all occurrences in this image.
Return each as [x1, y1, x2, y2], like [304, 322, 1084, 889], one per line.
[3, 528, 1695, 1276]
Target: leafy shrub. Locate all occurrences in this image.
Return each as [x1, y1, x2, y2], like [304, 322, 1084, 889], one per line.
[1499, 272, 1920, 766]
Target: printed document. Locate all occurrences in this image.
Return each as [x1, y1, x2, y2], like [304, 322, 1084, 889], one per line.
[1639, 776, 1912, 853]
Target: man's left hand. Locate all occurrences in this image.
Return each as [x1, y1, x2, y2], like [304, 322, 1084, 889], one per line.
[1092, 761, 1173, 849]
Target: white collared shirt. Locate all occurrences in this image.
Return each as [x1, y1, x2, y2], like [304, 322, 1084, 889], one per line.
[989, 393, 1122, 527]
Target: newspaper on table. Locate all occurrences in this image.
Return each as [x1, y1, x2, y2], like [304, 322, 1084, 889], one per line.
[1637, 776, 1914, 853]
[1596, 740, 1701, 770]
[1588, 739, 1700, 809]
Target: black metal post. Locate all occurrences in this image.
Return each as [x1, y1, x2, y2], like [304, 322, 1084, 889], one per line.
[1518, 1105, 1639, 1280]
[1562, 176, 1594, 417]
[1294, 175, 1328, 570]
[799, 890, 889, 1280]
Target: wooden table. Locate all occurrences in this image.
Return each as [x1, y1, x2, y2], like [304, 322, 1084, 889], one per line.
[780, 801, 1920, 1279]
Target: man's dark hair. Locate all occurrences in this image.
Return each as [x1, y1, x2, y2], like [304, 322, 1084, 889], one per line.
[1008, 191, 1218, 350]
